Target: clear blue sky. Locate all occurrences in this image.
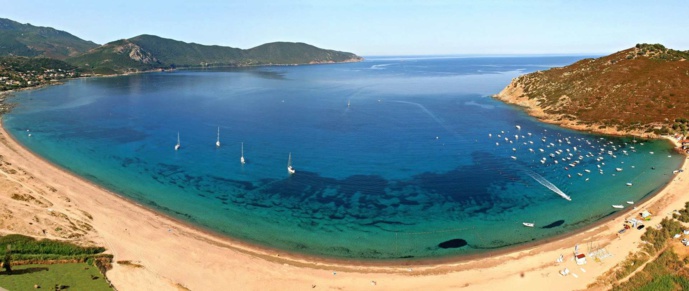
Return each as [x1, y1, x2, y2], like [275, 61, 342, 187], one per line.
[2, 0, 688, 56]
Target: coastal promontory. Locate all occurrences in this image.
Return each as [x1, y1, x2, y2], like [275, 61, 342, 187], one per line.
[66, 35, 363, 75]
[0, 18, 363, 77]
[495, 44, 689, 138]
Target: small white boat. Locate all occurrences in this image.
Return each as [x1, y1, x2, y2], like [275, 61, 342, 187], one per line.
[612, 205, 624, 209]
[216, 127, 221, 147]
[516, 125, 521, 130]
[240, 142, 246, 164]
[615, 168, 623, 172]
[510, 156, 517, 160]
[523, 222, 534, 227]
[627, 201, 634, 205]
[175, 132, 181, 151]
[626, 182, 633, 186]
[287, 152, 295, 175]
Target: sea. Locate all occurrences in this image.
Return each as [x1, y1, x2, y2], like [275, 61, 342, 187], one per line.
[3, 56, 685, 260]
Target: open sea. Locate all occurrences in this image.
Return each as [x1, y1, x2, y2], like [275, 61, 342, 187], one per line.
[3, 56, 684, 260]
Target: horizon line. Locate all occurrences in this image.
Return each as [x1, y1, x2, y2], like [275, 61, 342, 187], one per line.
[361, 53, 604, 59]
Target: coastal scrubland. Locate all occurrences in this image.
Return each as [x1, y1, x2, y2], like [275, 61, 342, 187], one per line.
[495, 44, 689, 138]
[590, 206, 689, 290]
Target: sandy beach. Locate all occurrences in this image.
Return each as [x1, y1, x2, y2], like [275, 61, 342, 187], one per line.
[0, 118, 687, 290]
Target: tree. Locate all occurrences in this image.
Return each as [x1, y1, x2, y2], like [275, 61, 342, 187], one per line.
[2, 244, 11, 274]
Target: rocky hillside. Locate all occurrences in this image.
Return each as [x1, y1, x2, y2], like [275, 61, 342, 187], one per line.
[0, 18, 98, 60]
[67, 35, 363, 75]
[495, 44, 689, 137]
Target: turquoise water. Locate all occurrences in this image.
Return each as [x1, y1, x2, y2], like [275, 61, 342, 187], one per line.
[4, 56, 684, 260]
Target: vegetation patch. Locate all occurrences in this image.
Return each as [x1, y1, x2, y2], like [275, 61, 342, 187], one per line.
[673, 201, 689, 223]
[591, 204, 689, 289]
[0, 263, 111, 290]
[502, 43, 689, 135]
[116, 260, 144, 268]
[0, 234, 106, 261]
[611, 250, 689, 291]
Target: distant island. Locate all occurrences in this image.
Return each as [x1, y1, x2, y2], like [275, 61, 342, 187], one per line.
[0, 17, 363, 78]
[495, 44, 689, 139]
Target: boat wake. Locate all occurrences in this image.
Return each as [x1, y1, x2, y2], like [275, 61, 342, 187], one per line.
[370, 63, 392, 70]
[524, 169, 572, 201]
[390, 100, 455, 135]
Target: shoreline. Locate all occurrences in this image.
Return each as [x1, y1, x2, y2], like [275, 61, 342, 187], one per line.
[1, 118, 689, 290]
[492, 81, 683, 141]
[2, 112, 682, 267]
[0, 117, 643, 267]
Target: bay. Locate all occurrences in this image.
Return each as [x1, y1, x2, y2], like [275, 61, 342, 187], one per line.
[4, 56, 684, 260]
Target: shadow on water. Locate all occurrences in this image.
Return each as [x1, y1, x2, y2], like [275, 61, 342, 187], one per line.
[108, 149, 529, 237]
[541, 219, 565, 229]
[252, 151, 516, 225]
[438, 239, 468, 249]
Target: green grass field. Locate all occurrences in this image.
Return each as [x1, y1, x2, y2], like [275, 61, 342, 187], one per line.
[0, 263, 111, 290]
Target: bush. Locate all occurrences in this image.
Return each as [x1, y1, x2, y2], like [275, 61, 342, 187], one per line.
[0, 234, 105, 258]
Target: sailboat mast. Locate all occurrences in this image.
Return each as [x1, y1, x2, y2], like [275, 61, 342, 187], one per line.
[216, 127, 221, 147]
[240, 142, 246, 164]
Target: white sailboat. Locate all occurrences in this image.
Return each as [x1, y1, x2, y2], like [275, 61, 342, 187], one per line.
[523, 222, 535, 227]
[216, 127, 221, 147]
[287, 152, 295, 174]
[240, 142, 245, 164]
[175, 132, 181, 151]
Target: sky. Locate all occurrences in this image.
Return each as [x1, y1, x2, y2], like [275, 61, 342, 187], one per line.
[2, 0, 688, 56]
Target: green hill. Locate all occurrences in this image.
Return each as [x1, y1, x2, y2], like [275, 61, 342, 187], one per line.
[67, 35, 363, 74]
[245, 42, 361, 65]
[0, 18, 98, 60]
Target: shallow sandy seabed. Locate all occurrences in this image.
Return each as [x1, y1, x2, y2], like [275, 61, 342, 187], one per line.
[0, 119, 687, 291]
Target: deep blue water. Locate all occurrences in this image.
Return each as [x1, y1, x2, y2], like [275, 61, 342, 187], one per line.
[4, 56, 684, 260]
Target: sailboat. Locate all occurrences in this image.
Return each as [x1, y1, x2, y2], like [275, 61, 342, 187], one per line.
[216, 127, 220, 147]
[175, 132, 181, 151]
[523, 222, 535, 227]
[240, 142, 245, 164]
[287, 152, 295, 174]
